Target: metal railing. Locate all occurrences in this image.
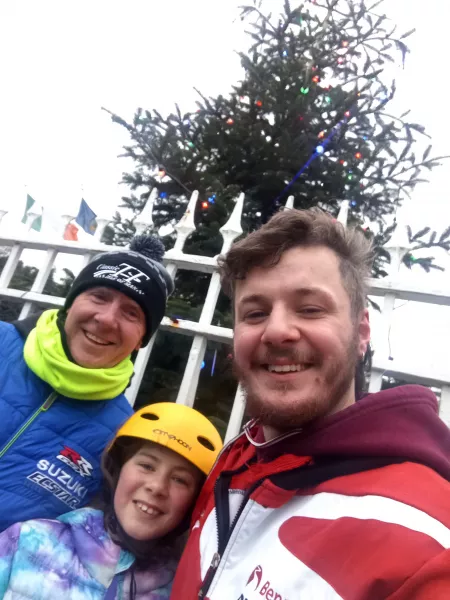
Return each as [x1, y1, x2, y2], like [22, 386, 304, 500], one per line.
[1, 192, 449, 439]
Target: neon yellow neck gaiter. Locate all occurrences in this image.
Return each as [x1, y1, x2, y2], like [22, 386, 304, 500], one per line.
[24, 309, 134, 401]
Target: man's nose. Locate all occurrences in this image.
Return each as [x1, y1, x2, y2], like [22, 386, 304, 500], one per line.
[260, 306, 301, 346]
[94, 302, 119, 328]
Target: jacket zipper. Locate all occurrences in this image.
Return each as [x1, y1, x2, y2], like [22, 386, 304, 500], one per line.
[0, 391, 57, 459]
[198, 469, 262, 599]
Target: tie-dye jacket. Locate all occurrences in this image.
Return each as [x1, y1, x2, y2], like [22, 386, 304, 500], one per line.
[0, 508, 175, 599]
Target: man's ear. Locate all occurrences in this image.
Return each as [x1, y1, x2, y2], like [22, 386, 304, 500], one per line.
[134, 341, 143, 352]
[358, 308, 370, 357]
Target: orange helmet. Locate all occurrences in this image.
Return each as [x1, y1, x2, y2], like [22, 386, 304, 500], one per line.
[108, 402, 223, 475]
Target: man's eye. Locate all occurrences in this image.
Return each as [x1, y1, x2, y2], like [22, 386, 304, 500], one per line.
[124, 309, 139, 320]
[91, 293, 106, 302]
[299, 307, 323, 315]
[244, 311, 266, 321]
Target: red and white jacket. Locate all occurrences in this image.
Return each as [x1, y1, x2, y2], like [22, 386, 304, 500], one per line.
[171, 385, 450, 600]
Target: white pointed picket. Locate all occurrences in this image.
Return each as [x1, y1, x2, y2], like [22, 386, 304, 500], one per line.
[174, 194, 244, 406]
[94, 217, 111, 243]
[285, 195, 295, 209]
[134, 188, 157, 235]
[19, 249, 59, 319]
[337, 199, 349, 225]
[225, 385, 246, 444]
[175, 193, 245, 408]
[126, 191, 199, 404]
[171, 191, 198, 253]
[369, 210, 412, 393]
[0, 209, 8, 227]
[0, 243, 23, 289]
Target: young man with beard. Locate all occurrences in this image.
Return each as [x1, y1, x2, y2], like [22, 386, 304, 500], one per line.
[0, 235, 173, 531]
[171, 209, 450, 600]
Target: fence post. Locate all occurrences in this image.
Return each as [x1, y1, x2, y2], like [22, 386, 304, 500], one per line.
[369, 214, 411, 392]
[125, 191, 199, 406]
[225, 385, 246, 443]
[175, 194, 245, 408]
[337, 199, 349, 225]
[0, 244, 23, 288]
[134, 188, 157, 235]
[0, 209, 8, 228]
[19, 249, 59, 319]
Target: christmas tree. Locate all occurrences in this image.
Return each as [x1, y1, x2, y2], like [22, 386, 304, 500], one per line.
[104, 0, 449, 412]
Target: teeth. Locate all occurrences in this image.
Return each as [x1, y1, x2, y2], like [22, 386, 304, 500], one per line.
[85, 331, 110, 345]
[267, 364, 309, 373]
[136, 502, 160, 516]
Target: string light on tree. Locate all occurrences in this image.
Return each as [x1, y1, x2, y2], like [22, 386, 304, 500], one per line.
[226, 118, 234, 125]
[208, 194, 216, 204]
[316, 145, 325, 154]
[201, 201, 209, 209]
[159, 191, 167, 198]
[158, 168, 166, 178]
[300, 87, 309, 94]
[255, 99, 263, 107]
[342, 40, 349, 47]
[355, 152, 362, 160]
[318, 131, 325, 139]
[312, 75, 320, 83]
[282, 50, 288, 57]
[338, 57, 345, 64]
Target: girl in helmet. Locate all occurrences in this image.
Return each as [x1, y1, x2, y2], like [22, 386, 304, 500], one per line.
[0, 403, 222, 600]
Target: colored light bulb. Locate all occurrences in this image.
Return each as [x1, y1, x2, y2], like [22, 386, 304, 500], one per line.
[256, 99, 263, 107]
[318, 131, 325, 139]
[355, 152, 362, 159]
[226, 118, 234, 125]
[312, 75, 320, 83]
[201, 201, 209, 209]
[316, 145, 325, 154]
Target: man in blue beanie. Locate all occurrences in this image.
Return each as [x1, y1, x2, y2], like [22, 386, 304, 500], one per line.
[0, 235, 173, 530]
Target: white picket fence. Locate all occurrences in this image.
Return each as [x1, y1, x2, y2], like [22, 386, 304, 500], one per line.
[0, 191, 449, 441]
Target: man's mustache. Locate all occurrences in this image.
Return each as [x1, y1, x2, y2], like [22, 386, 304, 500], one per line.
[258, 350, 320, 365]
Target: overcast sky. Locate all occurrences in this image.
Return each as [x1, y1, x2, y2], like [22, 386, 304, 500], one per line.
[0, 0, 449, 381]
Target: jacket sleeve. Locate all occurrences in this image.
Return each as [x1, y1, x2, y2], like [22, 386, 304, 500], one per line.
[388, 550, 450, 599]
[0, 323, 20, 390]
[0, 522, 22, 598]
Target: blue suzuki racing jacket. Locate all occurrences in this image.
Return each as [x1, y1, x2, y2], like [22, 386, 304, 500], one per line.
[0, 320, 133, 530]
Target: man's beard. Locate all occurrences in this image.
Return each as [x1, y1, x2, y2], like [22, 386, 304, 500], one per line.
[233, 332, 360, 431]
